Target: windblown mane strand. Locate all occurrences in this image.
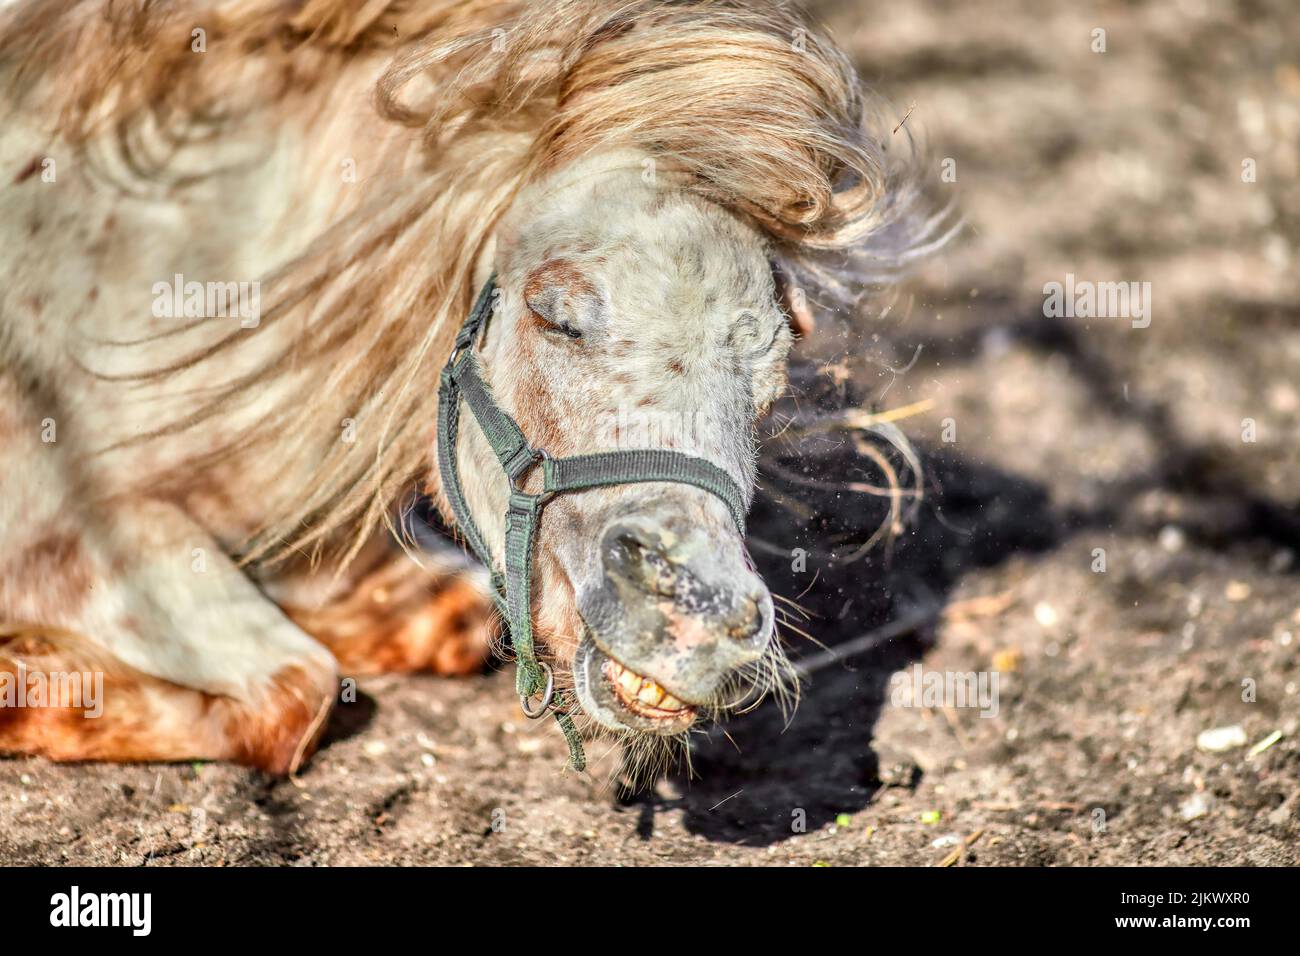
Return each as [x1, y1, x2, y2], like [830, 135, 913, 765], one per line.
[0, 0, 939, 569]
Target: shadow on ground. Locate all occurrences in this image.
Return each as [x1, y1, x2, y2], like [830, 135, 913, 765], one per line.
[627, 296, 1300, 847]
[620, 365, 1061, 844]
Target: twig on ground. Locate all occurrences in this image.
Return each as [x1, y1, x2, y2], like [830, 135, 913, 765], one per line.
[942, 590, 1017, 622]
[937, 827, 985, 867]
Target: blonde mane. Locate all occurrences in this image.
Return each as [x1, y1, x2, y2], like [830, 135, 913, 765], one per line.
[1, 0, 939, 568]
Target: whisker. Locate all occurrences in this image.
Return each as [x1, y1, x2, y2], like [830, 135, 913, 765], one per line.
[772, 590, 813, 619]
[774, 618, 821, 648]
[720, 727, 742, 754]
[792, 570, 822, 604]
[774, 615, 829, 657]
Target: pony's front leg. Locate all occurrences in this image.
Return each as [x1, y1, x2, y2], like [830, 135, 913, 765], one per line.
[1, 485, 339, 774]
[268, 535, 497, 678]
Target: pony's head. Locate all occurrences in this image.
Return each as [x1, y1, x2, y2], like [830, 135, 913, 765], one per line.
[453, 151, 801, 740]
[397, 1, 944, 765]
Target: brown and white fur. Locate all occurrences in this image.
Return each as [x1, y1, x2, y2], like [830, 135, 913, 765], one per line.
[0, 0, 934, 775]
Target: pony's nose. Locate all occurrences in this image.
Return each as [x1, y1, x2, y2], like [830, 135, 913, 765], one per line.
[602, 523, 680, 598]
[599, 519, 768, 649]
[584, 514, 773, 705]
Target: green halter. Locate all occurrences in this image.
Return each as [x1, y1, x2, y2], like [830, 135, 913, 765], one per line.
[436, 277, 749, 771]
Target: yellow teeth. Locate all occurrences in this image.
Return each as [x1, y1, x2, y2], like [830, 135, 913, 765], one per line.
[605, 660, 692, 715]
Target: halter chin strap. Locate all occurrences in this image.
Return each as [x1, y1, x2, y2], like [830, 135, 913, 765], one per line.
[436, 276, 748, 771]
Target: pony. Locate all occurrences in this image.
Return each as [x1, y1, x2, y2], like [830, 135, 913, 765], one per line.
[0, 0, 937, 777]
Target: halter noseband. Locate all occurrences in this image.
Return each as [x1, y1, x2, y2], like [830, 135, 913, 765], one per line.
[436, 277, 748, 771]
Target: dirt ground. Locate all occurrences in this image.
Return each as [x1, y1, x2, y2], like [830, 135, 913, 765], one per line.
[2, 0, 1297, 866]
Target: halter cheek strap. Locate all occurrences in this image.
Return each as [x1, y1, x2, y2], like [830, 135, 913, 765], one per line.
[436, 276, 748, 771]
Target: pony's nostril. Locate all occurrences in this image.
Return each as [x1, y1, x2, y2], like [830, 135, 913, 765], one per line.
[727, 596, 766, 643]
[603, 525, 677, 597]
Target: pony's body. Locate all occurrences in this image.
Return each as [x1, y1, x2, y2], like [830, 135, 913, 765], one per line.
[0, 0, 932, 774]
[0, 49, 507, 766]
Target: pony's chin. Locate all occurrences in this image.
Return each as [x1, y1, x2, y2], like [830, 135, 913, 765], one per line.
[572, 633, 698, 736]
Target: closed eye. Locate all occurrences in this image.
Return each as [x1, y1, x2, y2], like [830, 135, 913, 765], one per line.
[527, 304, 584, 340]
[545, 319, 583, 340]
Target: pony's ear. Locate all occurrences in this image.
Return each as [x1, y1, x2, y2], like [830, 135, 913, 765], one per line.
[772, 259, 815, 338]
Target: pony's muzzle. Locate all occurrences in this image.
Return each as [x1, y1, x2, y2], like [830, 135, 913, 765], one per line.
[577, 512, 773, 718]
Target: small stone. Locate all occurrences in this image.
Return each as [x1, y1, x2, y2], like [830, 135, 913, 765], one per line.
[1179, 792, 1213, 821]
[1033, 602, 1058, 628]
[420, 753, 435, 768]
[876, 755, 920, 788]
[1225, 581, 1252, 602]
[362, 740, 388, 757]
[931, 833, 960, 848]
[1196, 725, 1247, 753]
[19, 774, 32, 786]
[1158, 525, 1185, 552]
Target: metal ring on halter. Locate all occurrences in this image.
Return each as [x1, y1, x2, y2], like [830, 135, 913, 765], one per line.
[519, 661, 555, 719]
[506, 446, 550, 489]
